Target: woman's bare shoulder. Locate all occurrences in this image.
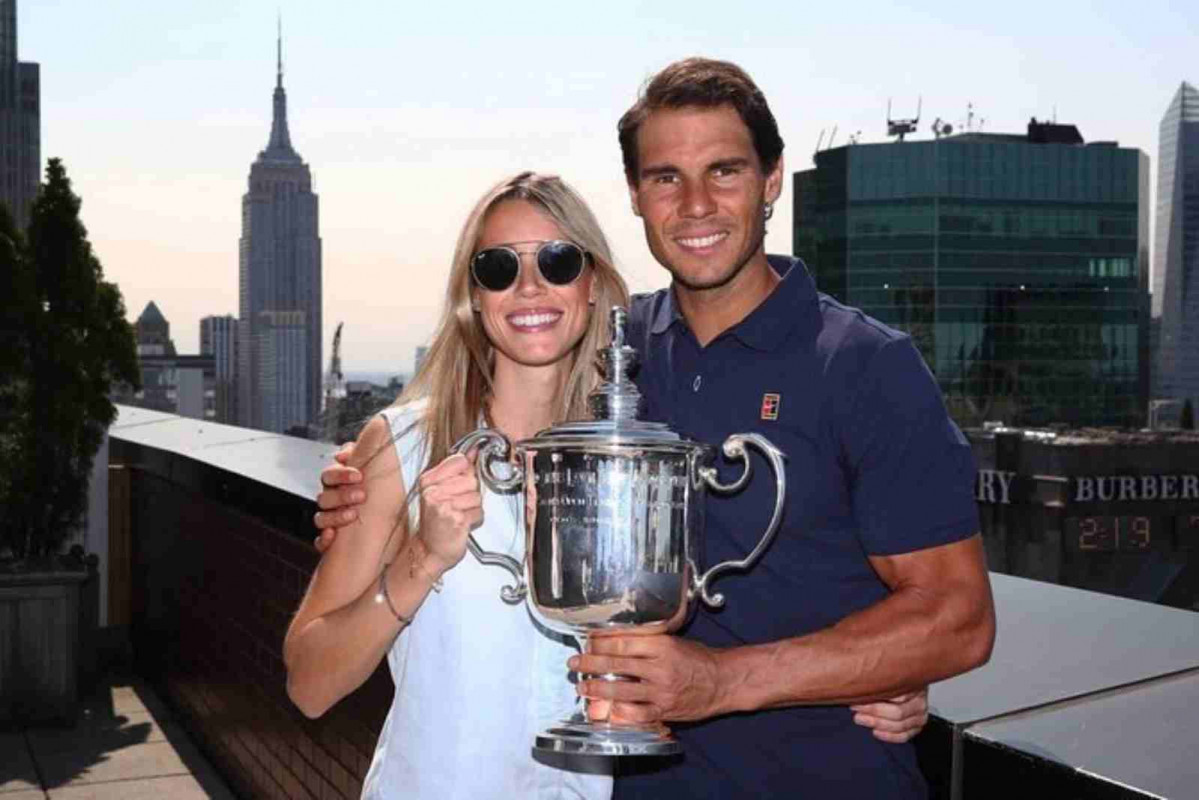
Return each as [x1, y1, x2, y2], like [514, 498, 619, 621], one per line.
[348, 415, 404, 486]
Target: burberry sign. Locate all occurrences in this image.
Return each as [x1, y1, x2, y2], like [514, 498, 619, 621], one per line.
[975, 470, 1199, 506]
[975, 469, 1017, 505]
[1074, 474, 1199, 503]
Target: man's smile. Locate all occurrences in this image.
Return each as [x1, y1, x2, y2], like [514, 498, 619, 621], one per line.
[675, 231, 729, 250]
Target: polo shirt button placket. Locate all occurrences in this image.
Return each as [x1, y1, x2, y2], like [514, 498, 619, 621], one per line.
[692, 375, 702, 393]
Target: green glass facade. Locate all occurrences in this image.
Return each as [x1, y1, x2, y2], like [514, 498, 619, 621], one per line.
[794, 134, 1150, 428]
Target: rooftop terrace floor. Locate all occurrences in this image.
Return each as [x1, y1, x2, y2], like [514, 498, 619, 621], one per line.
[1, 673, 234, 799]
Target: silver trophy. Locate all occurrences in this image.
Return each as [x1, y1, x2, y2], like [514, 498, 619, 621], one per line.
[451, 307, 786, 757]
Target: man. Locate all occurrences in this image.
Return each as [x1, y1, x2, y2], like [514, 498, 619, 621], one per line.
[570, 58, 993, 798]
[317, 58, 994, 798]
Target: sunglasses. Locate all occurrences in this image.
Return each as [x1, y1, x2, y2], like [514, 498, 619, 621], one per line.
[471, 240, 589, 292]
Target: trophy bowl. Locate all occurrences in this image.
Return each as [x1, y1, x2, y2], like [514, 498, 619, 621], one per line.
[451, 307, 786, 757]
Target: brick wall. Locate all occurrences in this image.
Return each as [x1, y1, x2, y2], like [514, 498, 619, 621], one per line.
[124, 466, 391, 800]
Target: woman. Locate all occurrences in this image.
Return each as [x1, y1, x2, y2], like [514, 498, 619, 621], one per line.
[289, 172, 929, 800]
[285, 172, 627, 799]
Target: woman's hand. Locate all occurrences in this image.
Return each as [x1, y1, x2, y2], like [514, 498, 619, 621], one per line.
[416, 451, 483, 575]
[850, 688, 930, 743]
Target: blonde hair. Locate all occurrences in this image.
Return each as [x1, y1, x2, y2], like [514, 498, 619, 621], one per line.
[398, 171, 630, 467]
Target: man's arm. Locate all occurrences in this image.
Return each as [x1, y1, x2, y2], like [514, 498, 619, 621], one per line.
[572, 533, 994, 723]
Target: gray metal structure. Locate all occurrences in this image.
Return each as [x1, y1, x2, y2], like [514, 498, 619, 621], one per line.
[238, 29, 322, 434]
[111, 405, 333, 499]
[930, 573, 1199, 798]
[968, 670, 1199, 799]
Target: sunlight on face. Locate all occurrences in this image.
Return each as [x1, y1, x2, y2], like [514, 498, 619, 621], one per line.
[629, 105, 782, 293]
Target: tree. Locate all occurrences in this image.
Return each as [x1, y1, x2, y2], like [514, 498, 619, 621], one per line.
[0, 159, 139, 561]
[1182, 399, 1195, 431]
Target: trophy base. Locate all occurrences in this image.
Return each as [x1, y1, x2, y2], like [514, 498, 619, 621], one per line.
[534, 714, 681, 757]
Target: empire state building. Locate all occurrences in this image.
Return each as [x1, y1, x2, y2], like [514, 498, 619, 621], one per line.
[238, 35, 322, 434]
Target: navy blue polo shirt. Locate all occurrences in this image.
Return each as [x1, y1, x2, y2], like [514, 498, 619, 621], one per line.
[613, 256, 979, 799]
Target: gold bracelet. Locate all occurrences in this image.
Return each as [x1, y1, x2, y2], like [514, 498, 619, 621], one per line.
[374, 564, 413, 625]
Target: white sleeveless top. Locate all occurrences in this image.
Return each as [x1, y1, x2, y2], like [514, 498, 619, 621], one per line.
[361, 403, 613, 800]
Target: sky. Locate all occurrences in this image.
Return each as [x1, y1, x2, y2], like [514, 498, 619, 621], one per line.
[20, 0, 1199, 376]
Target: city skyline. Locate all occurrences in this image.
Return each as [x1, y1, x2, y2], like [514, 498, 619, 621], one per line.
[20, 1, 1199, 373]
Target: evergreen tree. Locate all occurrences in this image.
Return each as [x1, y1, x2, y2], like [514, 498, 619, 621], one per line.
[1182, 399, 1195, 431]
[1, 159, 139, 560]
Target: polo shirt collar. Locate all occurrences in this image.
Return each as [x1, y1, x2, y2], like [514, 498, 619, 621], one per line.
[649, 255, 821, 352]
[648, 282, 684, 335]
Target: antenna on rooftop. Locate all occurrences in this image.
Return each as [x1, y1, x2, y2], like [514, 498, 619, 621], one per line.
[276, 12, 283, 88]
[813, 129, 826, 164]
[887, 97, 921, 142]
[961, 102, 986, 133]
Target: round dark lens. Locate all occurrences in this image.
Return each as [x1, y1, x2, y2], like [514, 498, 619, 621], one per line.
[538, 242, 585, 285]
[472, 248, 519, 291]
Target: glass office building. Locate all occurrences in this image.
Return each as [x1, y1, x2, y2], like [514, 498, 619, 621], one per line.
[794, 122, 1150, 428]
[1153, 82, 1199, 409]
[0, 0, 40, 229]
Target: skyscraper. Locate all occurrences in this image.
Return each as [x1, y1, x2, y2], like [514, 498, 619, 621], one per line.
[237, 31, 322, 434]
[135, 301, 175, 357]
[256, 309, 309, 434]
[0, 0, 40, 228]
[1153, 82, 1199, 409]
[200, 314, 239, 424]
[116, 302, 215, 420]
[794, 120, 1150, 428]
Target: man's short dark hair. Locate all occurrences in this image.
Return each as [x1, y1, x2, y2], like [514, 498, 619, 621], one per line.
[618, 57, 785, 182]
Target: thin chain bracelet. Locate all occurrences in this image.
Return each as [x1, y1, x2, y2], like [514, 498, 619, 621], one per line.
[408, 538, 444, 592]
[374, 564, 413, 625]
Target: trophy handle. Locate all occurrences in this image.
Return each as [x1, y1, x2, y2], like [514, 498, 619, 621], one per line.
[450, 429, 528, 604]
[692, 434, 787, 608]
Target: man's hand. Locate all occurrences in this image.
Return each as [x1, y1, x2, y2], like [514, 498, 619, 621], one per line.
[314, 443, 365, 552]
[850, 689, 929, 743]
[571, 635, 931, 742]
[569, 634, 725, 724]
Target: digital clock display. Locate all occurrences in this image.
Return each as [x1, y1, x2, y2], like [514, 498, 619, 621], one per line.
[1064, 516, 1163, 552]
